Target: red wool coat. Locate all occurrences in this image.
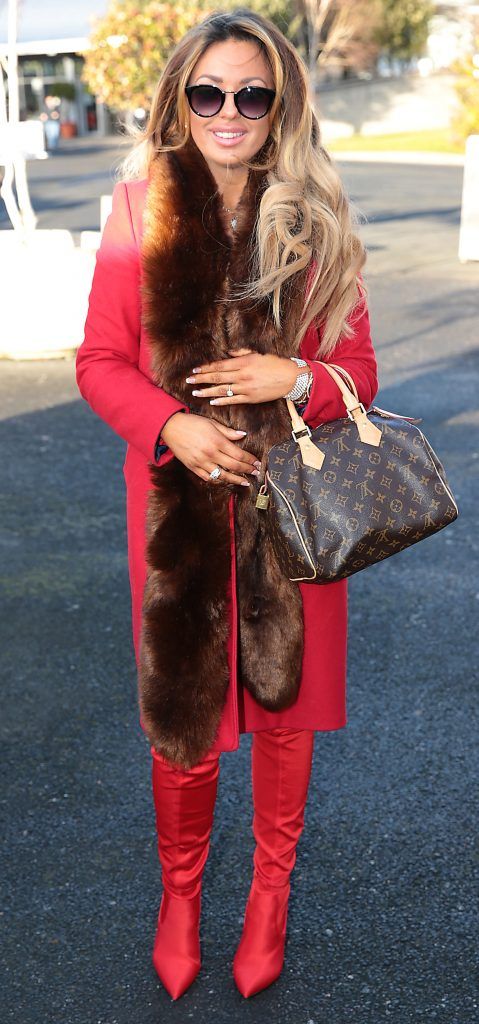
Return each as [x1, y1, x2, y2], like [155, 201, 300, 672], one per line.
[76, 177, 379, 756]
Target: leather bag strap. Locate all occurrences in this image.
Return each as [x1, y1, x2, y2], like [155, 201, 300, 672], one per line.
[285, 398, 325, 470]
[327, 362, 359, 399]
[319, 363, 381, 446]
[284, 361, 381, 467]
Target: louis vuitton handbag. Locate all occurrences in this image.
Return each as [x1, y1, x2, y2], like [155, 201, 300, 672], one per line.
[256, 363, 458, 583]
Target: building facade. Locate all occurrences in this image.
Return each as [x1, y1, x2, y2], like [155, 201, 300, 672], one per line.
[0, 2, 112, 136]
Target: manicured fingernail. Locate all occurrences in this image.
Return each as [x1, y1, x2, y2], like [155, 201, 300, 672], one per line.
[254, 461, 261, 470]
[241, 480, 251, 487]
[252, 469, 261, 478]
[235, 430, 247, 435]
[192, 367, 201, 373]
[191, 390, 201, 396]
[210, 399, 219, 405]
[185, 377, 195, 383]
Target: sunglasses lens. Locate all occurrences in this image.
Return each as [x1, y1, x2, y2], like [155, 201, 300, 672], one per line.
[236, 88, 273, 119]
[188, 86, 222, 117]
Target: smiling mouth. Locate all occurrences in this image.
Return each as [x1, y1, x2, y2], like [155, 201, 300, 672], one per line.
[212, 130, 247, 140]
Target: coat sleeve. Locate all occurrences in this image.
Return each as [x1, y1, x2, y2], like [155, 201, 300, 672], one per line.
[299, 287, 379, 428]
[76, 181, 188, 464]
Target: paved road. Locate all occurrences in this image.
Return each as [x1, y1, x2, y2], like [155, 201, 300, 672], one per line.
[1, 139, 478, 1024]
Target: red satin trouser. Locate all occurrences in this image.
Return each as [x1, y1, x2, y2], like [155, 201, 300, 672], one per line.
[151, 728, 315, 896]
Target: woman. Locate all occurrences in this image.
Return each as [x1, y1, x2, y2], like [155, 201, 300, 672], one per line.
[76, 7, 378, 1002]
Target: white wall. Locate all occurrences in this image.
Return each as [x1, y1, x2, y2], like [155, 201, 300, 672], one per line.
[317, 73, 459, 141]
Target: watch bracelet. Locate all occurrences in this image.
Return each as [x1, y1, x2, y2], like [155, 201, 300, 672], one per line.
[284, 358, 313, 402]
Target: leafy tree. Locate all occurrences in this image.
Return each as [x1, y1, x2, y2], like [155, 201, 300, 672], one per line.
[374, 0, 434, 63]
[82, 0, 438, 114]
[451, 43, 479, 142]
[82, 1, 211, 111]
[294, 0, 380, 88]
[82, 0, 295, 114]
[237, 0, 295, 36]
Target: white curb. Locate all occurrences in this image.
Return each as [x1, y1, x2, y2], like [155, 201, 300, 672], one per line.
[330, 150, 465, 166]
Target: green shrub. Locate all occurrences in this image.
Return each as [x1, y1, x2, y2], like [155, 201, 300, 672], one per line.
[451, 45, 479, 143]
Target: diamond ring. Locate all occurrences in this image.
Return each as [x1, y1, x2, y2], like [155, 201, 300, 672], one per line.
[226, 384, 234, 397]
[209, 465, 222, 480]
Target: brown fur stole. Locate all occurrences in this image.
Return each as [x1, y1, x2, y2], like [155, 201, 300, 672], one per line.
[139, 137, 309, 769]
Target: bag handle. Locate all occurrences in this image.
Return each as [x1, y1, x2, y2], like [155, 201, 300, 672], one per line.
[285, 397, 326, 470]
[318, 364, 381, 446]
[327, 362, 359, 400]
[284, 361, 381, 470]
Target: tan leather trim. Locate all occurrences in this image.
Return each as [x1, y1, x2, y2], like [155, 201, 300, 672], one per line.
[327, 362, 359, 400]
[419, 430, 459, 515]
[285, 398, 325, 469]
[266, 471, 317, 581]
[319, 363, 382, 446]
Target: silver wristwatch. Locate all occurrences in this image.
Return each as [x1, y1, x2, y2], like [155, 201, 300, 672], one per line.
[283, 357, 313, 402]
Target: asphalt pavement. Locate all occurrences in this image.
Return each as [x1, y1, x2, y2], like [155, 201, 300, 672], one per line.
[1, 137, 478, 1024]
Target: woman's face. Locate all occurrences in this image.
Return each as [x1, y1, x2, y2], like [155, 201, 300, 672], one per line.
[186, 37, 275, 181]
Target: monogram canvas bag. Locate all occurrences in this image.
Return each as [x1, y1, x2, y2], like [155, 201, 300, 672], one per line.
[256, 363, 459, 583]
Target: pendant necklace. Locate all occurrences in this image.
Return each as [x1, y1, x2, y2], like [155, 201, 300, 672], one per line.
[222, 203, 238, 232]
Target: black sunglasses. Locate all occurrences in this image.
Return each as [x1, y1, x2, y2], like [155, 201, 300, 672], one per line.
[185, 84, 275, 120]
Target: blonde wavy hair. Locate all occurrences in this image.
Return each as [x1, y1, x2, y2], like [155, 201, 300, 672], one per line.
[118, 7, 368, 357]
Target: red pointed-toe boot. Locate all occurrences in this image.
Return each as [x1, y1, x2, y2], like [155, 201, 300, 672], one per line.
[150, 746, 220, 1000]
[233, 727, 314, 998]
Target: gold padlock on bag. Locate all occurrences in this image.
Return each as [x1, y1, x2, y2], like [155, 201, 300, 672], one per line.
[255, 483, 270, 510]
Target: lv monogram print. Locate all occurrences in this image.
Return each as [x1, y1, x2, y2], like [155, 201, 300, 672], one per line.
[265, 408, 459, 583]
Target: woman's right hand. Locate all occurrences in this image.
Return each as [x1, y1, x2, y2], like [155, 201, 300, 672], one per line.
[160, 412, 261, 487]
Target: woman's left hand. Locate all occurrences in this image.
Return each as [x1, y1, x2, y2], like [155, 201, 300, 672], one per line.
[185, 348, 300, 405]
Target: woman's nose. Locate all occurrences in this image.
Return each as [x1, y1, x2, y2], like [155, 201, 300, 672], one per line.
[222, 92, 239, 117]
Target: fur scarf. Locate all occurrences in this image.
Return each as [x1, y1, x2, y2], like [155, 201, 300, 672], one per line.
[138, 137, 309, 769]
